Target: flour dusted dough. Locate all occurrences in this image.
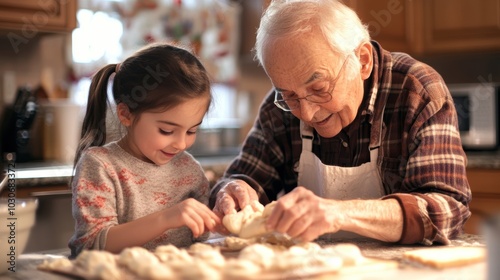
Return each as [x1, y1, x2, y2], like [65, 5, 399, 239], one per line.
[39, 241, 372, 279]
[119, 247, 173, 279]
[403, 246, 486, 269]
[223, 258, 263, 279]
[178, 260, 222, 280]
[73, 250, 121, 280]
[38, 258, 73, 270]
[224, 236, 257, 250]
[223, 201, 277, 238]
[322, 243, 366, 265]
[189, 243, 226, 270]
[239, 243, 277, 270]
[154, 244, 193, 264]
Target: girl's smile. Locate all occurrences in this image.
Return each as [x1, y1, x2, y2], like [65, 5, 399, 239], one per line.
[118, 96, 210, 165]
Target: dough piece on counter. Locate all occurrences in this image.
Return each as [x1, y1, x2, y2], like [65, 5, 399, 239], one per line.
[273, 246, 310, 271]
[239, 243, 277, 270]
[189, 244, 226, 270]
[155, 244, 182, 255]
[38, 258, 73, 270]
[224, 236, 257, 250]
[119, 247, 173, 279]
[403, 246, 486, 269]
[189, 242, 216, 253]
[258, 232, 295, 247]
[293, 242, 322, 252]
[154, 244, 193, 264]
[74, 250, 121, 280]
[323, 243, 366, 266]
[119, 247, 159, 266]
[223, 259, 262, 279]
[272, 244, 344, 272]
[178, 260, 221, 280]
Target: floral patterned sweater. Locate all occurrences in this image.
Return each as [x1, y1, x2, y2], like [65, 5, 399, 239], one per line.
[68, 142, 209, 257]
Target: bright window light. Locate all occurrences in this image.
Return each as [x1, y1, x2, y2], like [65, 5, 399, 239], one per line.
[72, 9, 123, 64]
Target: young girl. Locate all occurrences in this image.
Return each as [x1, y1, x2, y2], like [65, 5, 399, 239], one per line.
[68, 43, 220, 257]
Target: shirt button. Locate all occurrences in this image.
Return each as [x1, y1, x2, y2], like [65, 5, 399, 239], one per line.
[342, 141, 348, 148]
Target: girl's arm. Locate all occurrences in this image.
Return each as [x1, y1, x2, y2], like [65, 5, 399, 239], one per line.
[105, 198, 220, 253]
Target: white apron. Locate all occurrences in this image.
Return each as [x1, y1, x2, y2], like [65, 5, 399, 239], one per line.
[295, 121, 384, 239]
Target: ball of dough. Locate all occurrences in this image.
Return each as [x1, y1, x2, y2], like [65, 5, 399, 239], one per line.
[119, 247, 174, 279]
[74, 250, 120, 280]
[239, 243, 276, 270]
[223, 259, 262, 278]
[325, 243, 365, 265]
[178, 260, 221, 280]
[224, 236, 257, 250]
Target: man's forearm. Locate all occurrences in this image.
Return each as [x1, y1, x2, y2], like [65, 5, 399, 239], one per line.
[331, 198, 403, 242]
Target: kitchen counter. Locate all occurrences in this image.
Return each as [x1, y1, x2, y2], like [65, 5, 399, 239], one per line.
[1, 234, 487, 280]
[466, 150, 500, 169]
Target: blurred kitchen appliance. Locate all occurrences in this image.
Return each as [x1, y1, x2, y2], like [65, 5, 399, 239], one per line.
[39, 100, 83, 164]
[448, 83, 500, 150]
[1, 86, 38, 162]
[189, 125, 241, 156]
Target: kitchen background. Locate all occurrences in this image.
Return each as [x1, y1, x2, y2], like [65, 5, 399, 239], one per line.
[0, 0, 499, 252]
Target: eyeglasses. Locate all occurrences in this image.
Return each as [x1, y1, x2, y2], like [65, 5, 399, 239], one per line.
[273, 54, 351, 112]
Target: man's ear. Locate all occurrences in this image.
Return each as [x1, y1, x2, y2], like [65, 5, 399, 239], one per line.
[117, 103, 133, 127]
[357, 41, 373, 80]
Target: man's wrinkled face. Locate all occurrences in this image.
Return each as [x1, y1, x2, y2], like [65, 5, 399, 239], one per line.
[262, 31, 365, 138]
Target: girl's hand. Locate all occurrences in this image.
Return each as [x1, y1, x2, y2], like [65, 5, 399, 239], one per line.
[167, 198, 221, 238]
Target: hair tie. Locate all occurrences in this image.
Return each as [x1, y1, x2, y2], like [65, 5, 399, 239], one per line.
[115, 63, 121, 73]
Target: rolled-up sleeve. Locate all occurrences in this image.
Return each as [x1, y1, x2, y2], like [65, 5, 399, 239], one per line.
[381, 82, 471, 245]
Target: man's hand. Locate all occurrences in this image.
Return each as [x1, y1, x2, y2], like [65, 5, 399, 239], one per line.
[213, 179, 259, 218]
[266, 186, 338, 242]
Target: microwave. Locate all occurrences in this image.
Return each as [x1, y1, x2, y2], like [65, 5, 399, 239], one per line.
[448, 83, 500, 150]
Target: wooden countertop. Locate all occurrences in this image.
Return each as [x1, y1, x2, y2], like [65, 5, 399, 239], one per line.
[1, 234, 487, 280]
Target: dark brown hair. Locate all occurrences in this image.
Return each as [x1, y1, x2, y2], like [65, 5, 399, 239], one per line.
[73, 42, 211, 167]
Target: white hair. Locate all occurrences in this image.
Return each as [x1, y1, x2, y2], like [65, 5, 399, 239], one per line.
[254, 0, 370, 74]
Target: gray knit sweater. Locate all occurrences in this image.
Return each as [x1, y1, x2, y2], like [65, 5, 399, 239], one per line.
[68, 142, 209, 256]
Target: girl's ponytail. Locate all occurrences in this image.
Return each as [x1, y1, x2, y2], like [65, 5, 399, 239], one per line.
[72, 64, 116, 168]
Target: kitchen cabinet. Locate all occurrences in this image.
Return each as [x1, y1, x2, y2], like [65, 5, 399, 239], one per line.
[464, 168, 500, 234]
[0, 0, 76, 33]
[343, 0, 500, 54]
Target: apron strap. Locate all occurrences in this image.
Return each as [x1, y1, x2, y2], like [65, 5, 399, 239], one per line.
[300, 122, 314, 152]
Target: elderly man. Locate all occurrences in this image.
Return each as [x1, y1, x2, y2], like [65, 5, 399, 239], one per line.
[210, 0, 470, 245]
